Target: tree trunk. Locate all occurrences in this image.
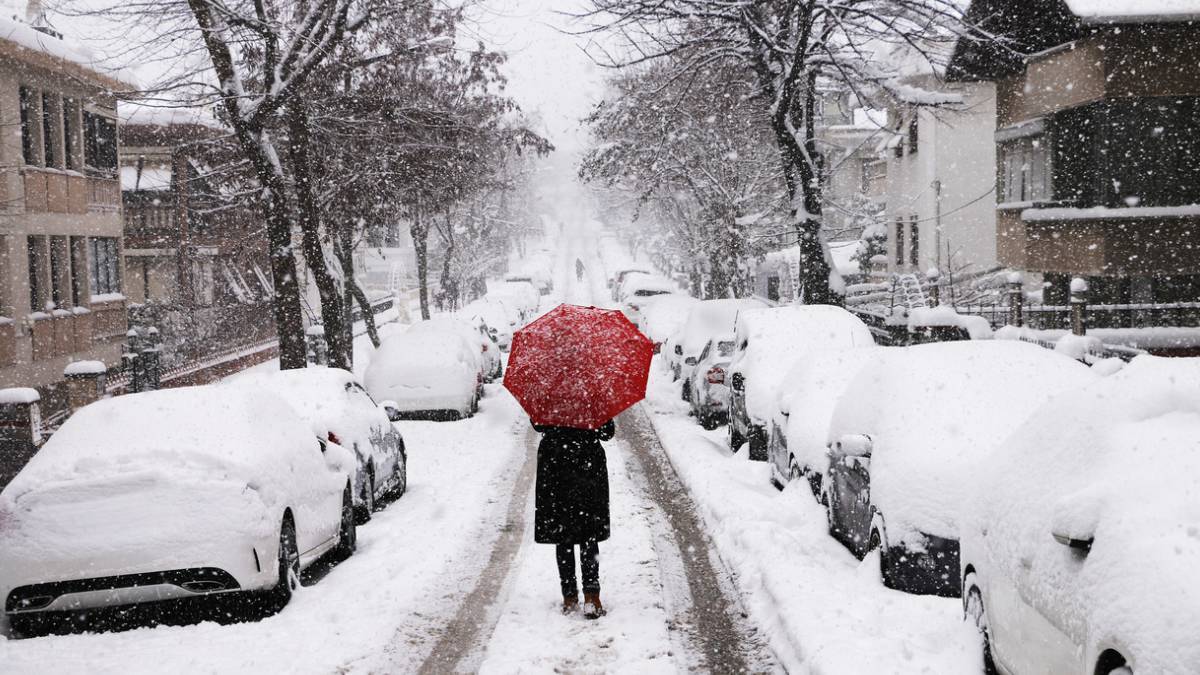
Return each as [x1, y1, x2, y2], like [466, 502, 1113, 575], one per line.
[287, 101, 351, 369]
[412, 204, 431, 320]
[437, 211, 457, 310]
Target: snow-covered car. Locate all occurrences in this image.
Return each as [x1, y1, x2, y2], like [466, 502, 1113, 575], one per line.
[464, 298, 515, 351]
[961, 356, 1200, 675]
[728, 305, 873, 460]
[236, 367, 407, 522]
[685, 334, 736, 429]
[0, 386, 357, 636]
[669, 298, 767, 385]
[486, 291, 529, 327]
[364, 331, 481, 420]
[408, 316, 499, 384]
[637, 294, 698, 354]
[505, 269, 551, 296]
[823, 340, 1096, 597]
[500, 280, 541, 319]
[767, 346, 881, 498]
[617, 274, 680, 325]
[608, 267, 650, 300]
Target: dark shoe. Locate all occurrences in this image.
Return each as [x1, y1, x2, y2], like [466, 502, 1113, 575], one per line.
[562, 593, 580, 615]
[582, 592, 606, 620]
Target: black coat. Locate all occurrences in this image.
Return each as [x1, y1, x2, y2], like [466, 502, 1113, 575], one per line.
[533, 420, 615, 544]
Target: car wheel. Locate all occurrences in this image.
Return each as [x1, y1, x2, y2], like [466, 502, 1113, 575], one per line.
[699, 412, 719, 431]
[8, 615, 42, 639]
[964, 578, 998, 675]
[868, 528, 895, 587]
[334, 484, 357, 560]
[356, 469, 375, 525]
[391, 452, 408, 499]
[269, 516, 300, 610]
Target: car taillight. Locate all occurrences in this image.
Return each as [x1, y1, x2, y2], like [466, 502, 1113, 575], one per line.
[707, 367, 725, 384]
[328, 431, 341, 445]
[482, 343, 489, 353]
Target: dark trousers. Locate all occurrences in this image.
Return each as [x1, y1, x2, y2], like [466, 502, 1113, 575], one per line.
[555, 541, 600, 596]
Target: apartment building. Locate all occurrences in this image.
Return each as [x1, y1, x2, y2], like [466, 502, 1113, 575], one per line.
[949, 0, 1200, 305]
[0, 15, 133, 404]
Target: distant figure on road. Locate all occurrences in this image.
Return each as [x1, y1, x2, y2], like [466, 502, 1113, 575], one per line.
[575, 258, 585, 281]
[532, 419, 616, 619]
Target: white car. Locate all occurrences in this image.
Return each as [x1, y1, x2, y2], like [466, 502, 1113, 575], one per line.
[499, 280, 541, 319]
[824, 341, 1095, 597]
[609, 267, 650, 300]
[767, 346, 881, 499]
[637, 294, 698, 354]
[236, 367, 407, 522]
[0, 386, 357, 636]
[464, 298, 515, 351]
[669, 298, 767, 385]
[486, 291, 528, 327]
[618, 274, 680, 324]
[364, 331, 481, 420]
[961, 356, 1200, 675]
[505, 270, 551, 296]
[408, 316, 500, 383]
[727, 305, 872, 460]
[685, 334, 736, 429]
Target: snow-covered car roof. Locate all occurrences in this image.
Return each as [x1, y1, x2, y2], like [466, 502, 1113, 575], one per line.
[621, 274, 679, 297]
[678, 298, 768, 355]
[234, 367, 388, 455]
[1, 385, 328, 501]
[638, 295, 699, 343]
[827, 340, 1097, 543]
[365, 332, 476, 385]
[408, 318, 484, 363]
[731, 305, 875, 421]
[966, 355, 1200, 673]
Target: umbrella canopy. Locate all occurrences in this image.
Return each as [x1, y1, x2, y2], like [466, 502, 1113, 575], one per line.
[504, 304, 654, 429]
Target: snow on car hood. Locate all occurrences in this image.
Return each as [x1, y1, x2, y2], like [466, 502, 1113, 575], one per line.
[638, 295, 699, 343]
[827, 341, 1096, 543]
[679, 298, 767, 356]
[967, 356, 1200, 673]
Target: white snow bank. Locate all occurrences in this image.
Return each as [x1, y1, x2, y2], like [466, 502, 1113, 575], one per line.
[965, 356, 1200, 673]
[827, 340, 1096, 544]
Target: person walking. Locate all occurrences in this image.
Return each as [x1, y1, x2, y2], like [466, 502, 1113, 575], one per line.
[532, 419, 616, 619]
[575, 258, 586, 280]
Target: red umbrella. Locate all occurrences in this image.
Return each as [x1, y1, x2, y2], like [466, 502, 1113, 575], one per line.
[504, 304, 654, 430]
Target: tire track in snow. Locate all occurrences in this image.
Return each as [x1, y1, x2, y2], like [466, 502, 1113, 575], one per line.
[413, 428, 538, 674]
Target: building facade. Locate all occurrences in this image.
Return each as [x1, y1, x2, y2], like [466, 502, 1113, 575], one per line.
[119, 112, 277, 368]
[950, 0, 1200, 305]
[883, 78, 999, 280]
[0, 15, 132, 408]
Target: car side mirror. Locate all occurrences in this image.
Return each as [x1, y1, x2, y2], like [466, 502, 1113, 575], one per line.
[380, 401, 402, 422]
[1052, 532, 1093, 552]
[833, 434, 872, 459]
[674, 345, 683, 356]
[685, 357, 698, 366]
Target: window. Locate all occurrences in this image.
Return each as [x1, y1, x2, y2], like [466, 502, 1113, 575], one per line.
[697, 341, 712, 363]
[41, 93, 57, 168]
[191, 258, 215, 307]
[909, 218, 920, 266]
[908, 119, 919, 155]
[766, 275, 781, 302]
[27, 237, 42, 311]
[19, 87, 37, 165]
[717, 341, 736, 357]
[89, 237, 121, 297]
[895, 221, 905, 266]
[69, 237, 86, 306]
[999, 136, 1051, 203]
[62, 98, 77, 171]
[83, 111, 118, 174]
[48, 237, 66, 308]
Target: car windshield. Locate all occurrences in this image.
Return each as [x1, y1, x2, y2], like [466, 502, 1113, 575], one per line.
[717, 341, 735, 357]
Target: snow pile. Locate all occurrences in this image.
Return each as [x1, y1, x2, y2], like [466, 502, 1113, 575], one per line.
[0, 388, 40, 404]
[965, 356, 1200, 673]
[62, 360, 106, 376]
[779, 347, 883, 476]
[732, 305, 874, 423]
[827, 340, 1096, 545]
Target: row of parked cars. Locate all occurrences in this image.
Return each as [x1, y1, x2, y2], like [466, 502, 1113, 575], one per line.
[633, 290, 1200, 674]
[0, 266, 547, 638]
